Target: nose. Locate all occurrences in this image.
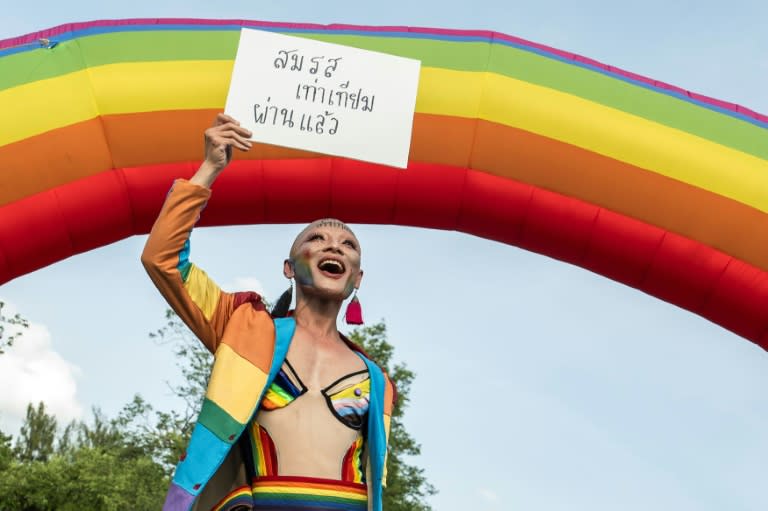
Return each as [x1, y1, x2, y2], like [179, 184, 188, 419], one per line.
[323, 240, 344, 254]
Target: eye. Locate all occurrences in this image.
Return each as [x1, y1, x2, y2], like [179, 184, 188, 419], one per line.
[307, 233, 324, 242]
[343, 239, 358, 250]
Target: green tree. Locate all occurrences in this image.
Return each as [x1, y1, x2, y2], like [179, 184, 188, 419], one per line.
[0, 428, 13, 471]
[0, 406, 167, 511]
[349, 322, 437, 511]
[111, 393, 194, 474]
[0, 301, 28, 354]
[14, 402, 57, 463]
[0, 446, 166, 511]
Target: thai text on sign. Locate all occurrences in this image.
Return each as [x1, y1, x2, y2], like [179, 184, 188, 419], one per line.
[225, 28, 421, 168]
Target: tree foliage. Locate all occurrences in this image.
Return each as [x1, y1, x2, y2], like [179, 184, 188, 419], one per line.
[0, 403, 167, 511]
[0, 301, 29, 354]
[14, 402, 57, 463]
[0, 430, 12, 472]
[0, 446, 167, 511]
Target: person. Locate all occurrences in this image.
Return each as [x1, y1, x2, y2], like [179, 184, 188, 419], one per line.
[141, 114, 396, 511]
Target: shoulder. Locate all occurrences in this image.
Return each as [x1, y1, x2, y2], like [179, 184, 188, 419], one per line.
[231, 291, 268, 313]
[383, 372, 398, 407]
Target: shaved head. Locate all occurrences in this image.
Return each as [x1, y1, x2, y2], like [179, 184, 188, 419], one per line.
[289, 218, 358, 258]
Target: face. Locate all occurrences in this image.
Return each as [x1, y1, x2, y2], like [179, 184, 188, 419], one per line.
[284, 219, 363, 301]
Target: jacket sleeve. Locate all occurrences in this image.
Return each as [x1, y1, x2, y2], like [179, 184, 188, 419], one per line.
[141, 179, 260, 353]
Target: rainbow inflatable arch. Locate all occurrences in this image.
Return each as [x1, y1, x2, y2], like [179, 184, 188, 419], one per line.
[2, 19, 768, 349]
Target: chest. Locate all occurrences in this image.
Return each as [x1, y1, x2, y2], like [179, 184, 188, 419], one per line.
[285, 328, 367, 389]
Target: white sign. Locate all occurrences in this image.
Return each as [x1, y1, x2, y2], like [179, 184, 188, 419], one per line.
[225, 28, 421, 169]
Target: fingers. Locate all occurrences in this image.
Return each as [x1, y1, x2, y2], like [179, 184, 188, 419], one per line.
[212, 114, 252, 138]
[210, 121, 252, 138]
[204, 125, 253, 152]
[216, 128, 252, 151]
[213, 112, 240, 127]
[219, 129, 252, 151]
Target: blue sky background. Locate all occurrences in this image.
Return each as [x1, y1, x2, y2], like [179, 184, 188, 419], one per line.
[1, 2, 768, 510]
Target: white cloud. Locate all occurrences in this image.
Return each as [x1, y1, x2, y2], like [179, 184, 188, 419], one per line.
[477, 487, 500, 503]
[0, 313, 82, 435]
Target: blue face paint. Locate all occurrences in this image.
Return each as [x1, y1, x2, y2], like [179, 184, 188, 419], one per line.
[291, 251, 314, 287]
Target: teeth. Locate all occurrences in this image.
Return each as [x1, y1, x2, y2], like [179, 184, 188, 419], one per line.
[319, 259, 344, 271]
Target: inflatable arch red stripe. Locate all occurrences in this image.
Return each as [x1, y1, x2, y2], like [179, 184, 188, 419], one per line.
[2, 159, 767, 349]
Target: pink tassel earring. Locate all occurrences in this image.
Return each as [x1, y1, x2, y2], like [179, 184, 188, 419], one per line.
[344, 290, 364, 325]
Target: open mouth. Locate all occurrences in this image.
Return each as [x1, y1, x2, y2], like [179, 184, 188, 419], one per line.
[318, 259, 345, 275]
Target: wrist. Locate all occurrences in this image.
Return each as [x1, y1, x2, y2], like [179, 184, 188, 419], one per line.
[190, 161, 220, 188]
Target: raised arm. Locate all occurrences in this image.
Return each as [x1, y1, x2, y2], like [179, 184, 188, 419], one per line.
[141, 115, 253, 352]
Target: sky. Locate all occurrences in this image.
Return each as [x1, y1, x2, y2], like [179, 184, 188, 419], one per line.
[2, 1, 768, 510]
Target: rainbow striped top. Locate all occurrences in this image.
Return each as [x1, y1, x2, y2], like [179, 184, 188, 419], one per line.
[212, 477, 368, 511]
[212, 363, 372, 510]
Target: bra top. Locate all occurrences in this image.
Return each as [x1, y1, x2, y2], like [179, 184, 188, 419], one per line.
[261, 359, 371, 430]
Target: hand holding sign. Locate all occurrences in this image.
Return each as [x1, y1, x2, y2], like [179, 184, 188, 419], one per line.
[188, 114, 253, 189]
[225, 29, 421, 168]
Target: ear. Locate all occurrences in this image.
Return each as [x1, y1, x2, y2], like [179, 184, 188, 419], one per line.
[354, 269, 364, 289]
[283, 259, 295, 279]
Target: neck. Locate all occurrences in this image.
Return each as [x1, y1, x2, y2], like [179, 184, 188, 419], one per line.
[292, 294, 343, 341]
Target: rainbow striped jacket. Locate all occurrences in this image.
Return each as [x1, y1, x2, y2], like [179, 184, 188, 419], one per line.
[141, 179, 395, 511]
